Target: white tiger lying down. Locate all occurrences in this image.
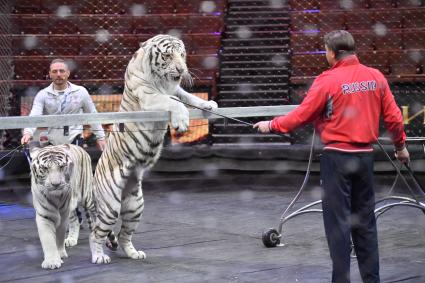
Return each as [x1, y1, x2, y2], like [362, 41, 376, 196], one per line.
[30, 144, 97, 269]
[90, 34, 218, 264]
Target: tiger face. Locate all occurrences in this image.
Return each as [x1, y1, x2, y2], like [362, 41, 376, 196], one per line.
[30, 146, 73, 194]
[145, 35, 190, 85]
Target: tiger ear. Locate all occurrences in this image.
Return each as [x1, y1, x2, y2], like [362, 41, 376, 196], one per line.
[29, 146, 41, 160]
[67, 157, 74, 174]
[63, 156, 74, 182]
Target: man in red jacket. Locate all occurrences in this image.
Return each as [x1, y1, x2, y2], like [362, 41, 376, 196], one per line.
[254, 30, 409, 283]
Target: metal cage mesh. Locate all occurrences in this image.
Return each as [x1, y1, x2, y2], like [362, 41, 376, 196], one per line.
[6, 0, 225, 147]
[288, 0, 425, 143]
[1, 0, 425, 147]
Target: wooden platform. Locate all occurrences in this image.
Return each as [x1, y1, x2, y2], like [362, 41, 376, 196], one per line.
[0, 172, 424, 283]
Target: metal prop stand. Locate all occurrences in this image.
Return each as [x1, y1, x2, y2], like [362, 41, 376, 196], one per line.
[374, 139, 425, 220]
[262, 131, 322, 247]
[166, 98, 424, 247]
[262, 137, 425, 248]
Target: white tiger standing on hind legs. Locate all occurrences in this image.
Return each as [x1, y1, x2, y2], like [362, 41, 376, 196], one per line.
[30, 144, 95, 269]
[90, 34, 218, 264]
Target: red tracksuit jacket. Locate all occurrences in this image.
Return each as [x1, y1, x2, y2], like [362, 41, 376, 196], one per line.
[270, 55, 406, 152]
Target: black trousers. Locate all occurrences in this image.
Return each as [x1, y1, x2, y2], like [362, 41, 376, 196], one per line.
[320, 151, 380, 283]
[71, 134, 83, 146]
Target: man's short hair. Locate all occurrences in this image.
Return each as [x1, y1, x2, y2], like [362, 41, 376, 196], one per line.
[49, 58, 69, 70]
[324, 30, 356, 60]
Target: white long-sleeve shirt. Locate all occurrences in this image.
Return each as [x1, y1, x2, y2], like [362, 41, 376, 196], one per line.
[23, 82, 105, 145]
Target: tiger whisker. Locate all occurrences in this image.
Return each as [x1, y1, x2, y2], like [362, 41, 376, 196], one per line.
[188, 70, 200, 81]
[180, 72, 193, 88]
[188, 67, 202, 73]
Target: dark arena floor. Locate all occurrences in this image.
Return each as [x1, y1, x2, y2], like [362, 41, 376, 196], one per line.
[2, 0, 425, 282]
[0, 171, 424, 283]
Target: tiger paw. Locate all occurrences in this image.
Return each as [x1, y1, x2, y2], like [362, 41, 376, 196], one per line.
[200, 100, 218, 110]
[170, 101, 189, 133]
[90, 235, 111, 264]
[65, 237, 78, 247]
[59, 248, 68, 259]
[91, 253, 111, 264]
[126, 249, 146, 260]
[41, 257, 63, 269]
[122, 244, 146, 260]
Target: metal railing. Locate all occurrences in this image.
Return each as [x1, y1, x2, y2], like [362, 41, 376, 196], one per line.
[0, 105, 298, 130]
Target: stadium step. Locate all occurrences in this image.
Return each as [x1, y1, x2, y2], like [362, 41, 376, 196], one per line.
[219, 74, 289, 84]
[228, 6, 289, 12]
[222, 37, 289, 45]
[228, 0, 278, 4]
[213, 0, 291, 144]
[228, 11, 289, 18]
[221, 60, 290, 69]
[221, 46, 289, 54]
[217, 89, 289, 99]
[227, 1, 289, 15]
[220, 67, 289, 76]
[228, 1, 290, 12]
[226, 23, 290, 32]
[220, 52, 289, 61]
[218, 82, 289, 92]
[226, 17, 290, 26]
[224, 30, 290, 38]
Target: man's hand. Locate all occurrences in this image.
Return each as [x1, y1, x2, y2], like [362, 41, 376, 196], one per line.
[96, 139, 106, 151]
[253, 121, 271, 134]
[21, 133, 32, 145]
[395, 147, 410, 164]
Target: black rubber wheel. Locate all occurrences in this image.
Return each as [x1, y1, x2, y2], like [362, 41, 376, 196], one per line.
[262, 228, 280, 248]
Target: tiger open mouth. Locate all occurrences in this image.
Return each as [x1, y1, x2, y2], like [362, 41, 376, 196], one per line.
[171, 75, 181, 81]
[47, 185, 65, 191]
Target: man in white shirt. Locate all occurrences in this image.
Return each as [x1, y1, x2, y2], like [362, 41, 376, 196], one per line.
[21, 58, 106, 150]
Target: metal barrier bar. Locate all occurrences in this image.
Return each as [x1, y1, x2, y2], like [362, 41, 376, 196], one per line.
[0, 105, 298, 130]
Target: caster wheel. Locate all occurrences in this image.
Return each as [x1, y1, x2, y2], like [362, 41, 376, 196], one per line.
[262, 228, 281, 248]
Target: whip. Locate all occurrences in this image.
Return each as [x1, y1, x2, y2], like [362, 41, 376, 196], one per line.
[170, 97, 292, 140]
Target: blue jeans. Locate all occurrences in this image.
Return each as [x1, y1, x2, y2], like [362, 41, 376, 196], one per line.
[320, 150, 380, 283]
